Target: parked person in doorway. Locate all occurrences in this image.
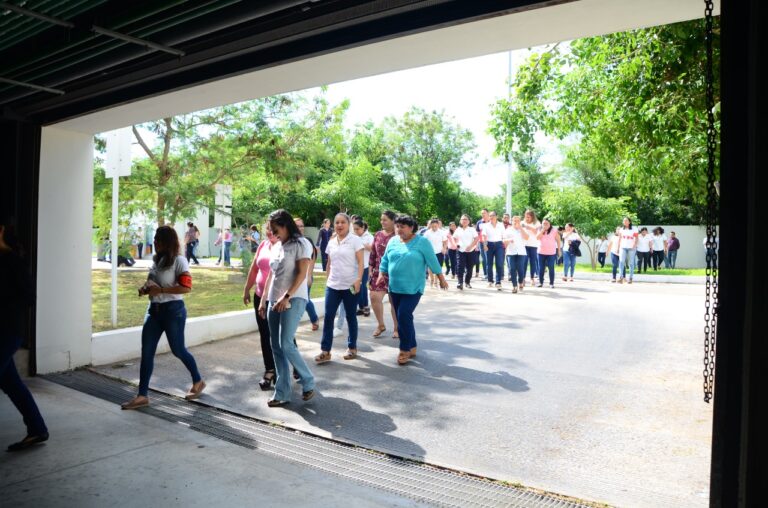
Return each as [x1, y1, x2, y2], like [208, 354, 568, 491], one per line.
[597, 236, 609, 268]
[423, 219, 447, 288]
[481, 211, 506, 289]
[561, 223, 582, 282]
[243, 224, 278, 390]
[316, 219, 332, 271]
[0, 215, 49, 451]
[536, 219, 562, 288]
[453, 214, 479, 290]
[122, 225, 205, 410]
[522, 209, 541, 286]
[378, 215, 448, 365]
[258, 210, 316, 407]
[666, 231, 680, 269]
[503, 215, 529, 293]
[651, 227, 668, 271]
[636, 227, 653, 273]
[618, 217, 639, 283]
[184, 222, 200, 265]
[353, 219, 373, 317]
[315, 213, 364, 364]
[369, 210, 399, 338]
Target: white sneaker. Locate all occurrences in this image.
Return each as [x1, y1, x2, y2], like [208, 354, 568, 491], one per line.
[333, 327, 345, 337]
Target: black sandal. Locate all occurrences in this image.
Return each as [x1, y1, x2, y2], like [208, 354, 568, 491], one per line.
[7, 433, 49, 452]
[259, 370, 276, 391]
[267, 399, 289, 407]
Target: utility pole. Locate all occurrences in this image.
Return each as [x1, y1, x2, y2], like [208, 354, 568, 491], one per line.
[505, 50, 513, 215]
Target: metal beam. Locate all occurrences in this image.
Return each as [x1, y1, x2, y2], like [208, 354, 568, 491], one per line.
[92, 26, 185, 57]
[0, 1, 76, 28]
[0, 77, 64, 95]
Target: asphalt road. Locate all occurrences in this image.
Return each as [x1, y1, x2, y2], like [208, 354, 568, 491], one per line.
[98, 278, 712, 507]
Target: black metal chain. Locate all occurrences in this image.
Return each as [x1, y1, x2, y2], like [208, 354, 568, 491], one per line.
[703, 0, 718, 403]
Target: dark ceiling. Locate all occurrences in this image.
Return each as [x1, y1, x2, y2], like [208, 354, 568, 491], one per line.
[0, 0, 554, 125]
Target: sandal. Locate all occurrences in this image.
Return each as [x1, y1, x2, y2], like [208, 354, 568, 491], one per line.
[372, 325, 386, 338]
[121, 396, 149, 410]
[267, 399, 289, 407]
[302, 389, 315, 401]
[311, 321, 319, 331]
[185, 380, 206, 400]
[259, 370, 276, 391]
[314, 351, 332, 364]
[7, 433, 49, 452]
[343, 349, 357, 360]
[397, 351, 411, 365]
[363, 307, 371, 317]
[409, 347, 417, 358]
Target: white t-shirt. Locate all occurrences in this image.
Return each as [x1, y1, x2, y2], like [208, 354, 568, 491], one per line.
[453, 226, 478, 252]
[619, 227, 639, 249]
[359, 231, 374, 267]
[268, 237, 312, 302]
[521, 221, 541, 247]
[148, 255, 190, 303]
[562, 232, 581, 251]
[609, 234, 621, 255]
[652, 234, 667, 251]
[598, 240, 609, 253]
[325, 233, 364, 290]
[503, 227, 527, 256]
[636, 234, 653, 253]
[481, 221, 506, 242]
[423, 228, 447, 254]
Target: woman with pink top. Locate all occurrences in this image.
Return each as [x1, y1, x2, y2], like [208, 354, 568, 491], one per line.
[243, 224, 277, 390]
[368, 210, 399, 339]
[536, 219, 562, 288]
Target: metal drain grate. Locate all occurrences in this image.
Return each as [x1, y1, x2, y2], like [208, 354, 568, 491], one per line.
[45, 370, 597, 508]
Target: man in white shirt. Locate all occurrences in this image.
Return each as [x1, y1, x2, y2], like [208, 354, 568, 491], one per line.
[481, 211, 507, 289]
[636, 227, 653, 273]
[423, 219, 447, 288]
[453, 214, 479, 289]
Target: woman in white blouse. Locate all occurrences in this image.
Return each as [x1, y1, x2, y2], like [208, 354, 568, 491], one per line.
[502, 215, 529, 293]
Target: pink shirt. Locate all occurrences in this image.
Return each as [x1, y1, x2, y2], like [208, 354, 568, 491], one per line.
[538, 228, 559, 255]
[254, 240, 273, 297]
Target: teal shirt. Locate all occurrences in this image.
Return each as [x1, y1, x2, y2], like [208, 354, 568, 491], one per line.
[379, 235, 443, 295]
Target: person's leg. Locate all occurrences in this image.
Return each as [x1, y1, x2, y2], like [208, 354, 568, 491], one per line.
[390, 292, 421, 352]
[254, 294, 275, 372]
[305, 296, 319, 325]
[274, 299, 314, 399]
[335, 304, 345, 330]
[516, 254, 527, 286]
[321, 287, 343, 351]
[544, 255, 554, 285]
[358, 267, 369, 310]
[450, 249, 458, 276]
[563, 251, 572, 278]
[670, 250, 677, 269]
[138, 307, 165, 396]
[185, 243, 192, 262]
[321, 252, 328, 271]
[506, 255, 513, 282]
[527, 247, 538, 282]
[629, 249, 637, 279]
[537, 254, 545, 284]
[162, 302, 202, 385]
[598, 252, 605, 267]
[457, 251, 466, 286]
[569, 252, 576, 277]
[225, 243, 232, 265]
[267, 303, 290, 401]
[191, 242, 200, 264]
[341, 289, 359, 350]
[370, 290, 386, 331]
[0, 337, 48, 437]
[619, 248, 628, 279]
[611, 253, 619, 280]
[494, 243, 504, 284]
[480, 242, 488, 276]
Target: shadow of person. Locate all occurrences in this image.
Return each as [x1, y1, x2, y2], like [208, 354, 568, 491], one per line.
[414, 356, 530, 393]
[289, 395, 426, 461]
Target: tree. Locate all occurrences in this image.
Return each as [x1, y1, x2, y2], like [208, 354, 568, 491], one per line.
[490, 19, 720, 223]
[543, 186, 634, 269]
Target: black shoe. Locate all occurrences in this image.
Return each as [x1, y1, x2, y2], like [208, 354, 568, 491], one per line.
[293, 369, 300, 381]
[356, 309, 365, 316]
[267, 399, 289, 408]
[457, 284, 463, 290]
[259, 370, 276, 390]
[7, 433, 49, 452]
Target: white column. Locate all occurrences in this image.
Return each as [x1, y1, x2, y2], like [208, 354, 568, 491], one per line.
[37, 127, 94, 373]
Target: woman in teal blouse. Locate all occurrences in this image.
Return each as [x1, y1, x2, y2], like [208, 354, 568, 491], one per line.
[378, 215, 448, 365]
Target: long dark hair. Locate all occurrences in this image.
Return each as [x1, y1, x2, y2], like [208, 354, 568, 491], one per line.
[541, 219, 553, 235]
[0, 213, 23, 256]
[269, 209, 303, 242]
[382, 210, 397, 221]
[623, 217, 633, 229]
[153, 225, 181, 269]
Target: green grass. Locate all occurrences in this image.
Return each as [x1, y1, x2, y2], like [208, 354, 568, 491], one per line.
[576, 263, 706, 276]
[92, 268, 327, 332]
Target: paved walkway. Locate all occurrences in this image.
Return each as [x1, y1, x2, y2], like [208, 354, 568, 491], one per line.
[96, 279, 712, 507]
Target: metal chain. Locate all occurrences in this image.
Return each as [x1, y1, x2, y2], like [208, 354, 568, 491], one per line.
[703, 0, 718, 403]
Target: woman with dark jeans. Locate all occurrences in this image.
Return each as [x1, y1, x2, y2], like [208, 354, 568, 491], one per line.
[294, 218, 320, 330]
[378, 215, 448, 365]
[503, 215, 529, 293]
[608, 228, 622, 282]
[0, 216, 49, 451]
[536, 219, 562, 288]
[244, 225, 278, 389]
[122, 226, 205, 410]
[353, 219, 373, 316]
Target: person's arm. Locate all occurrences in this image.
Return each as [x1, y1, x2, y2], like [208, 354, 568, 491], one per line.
[258, 271, 274, 318]
[632, 232, 638, 250]
[421, 239, 448, 289]
[536, 229, 545, 240]
[146, 272, 192, 297]
[376, 244, 391, 284]
[467, 232, 479, 252]
[368, 235, 379, 269]
[353, 248, 364, 293]
[326, 252, 332, 283]
[243, 244, 262, 304]
[519, 227, 529, 241]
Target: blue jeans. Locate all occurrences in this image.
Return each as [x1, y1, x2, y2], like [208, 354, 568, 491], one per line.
[457, 251, 474, 285]
[611, 252, 620, 280]
[321, 287, 359, 351]
[563, 251, 576, 277]
[619, 248, 636, 279]
[524, 246, 538, 281]
[538, 254, 556, 285]
[506, 254, 527, 286]
[305, 297, 318, 324]
[268, 299, 315, 401]
[389, 292, 422, 352]
[139, 300, 201, 396]
[446, 249, 457, 276]
[478, 242, 488, 275]
[358, 267, 370, 309]
[1, 335, 48, 436]
[486, 241, 505, 284]
[667, 250, 678, 269]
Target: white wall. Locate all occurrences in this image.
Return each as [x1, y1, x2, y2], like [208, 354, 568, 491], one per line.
[37, 127, 94, 373]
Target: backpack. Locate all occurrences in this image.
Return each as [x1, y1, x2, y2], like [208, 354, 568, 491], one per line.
[569, 239, 582, 257]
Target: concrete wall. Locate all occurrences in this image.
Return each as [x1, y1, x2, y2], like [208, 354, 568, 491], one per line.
[91, 297, 325, 366]
[37, 127, 94, 373]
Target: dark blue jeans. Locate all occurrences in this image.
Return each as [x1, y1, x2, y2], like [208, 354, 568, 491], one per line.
[139, 300, 201, 396]
[457, 251, 474, 285]
[358, 267, 370, 309]
[486, 241, 505, 284]
[611, 252, 620, 280]
[0, 335, 47, 436]
[321, 287, 359, 351]
[506, 254, 527, 287]
[446, 249, 457, 276]
[478, 242, 488, 275]
[524, 246, 538, 281]
[538, 254, 556, 285]
[389, 292, 422, 352]
[305, 297, 318, 324]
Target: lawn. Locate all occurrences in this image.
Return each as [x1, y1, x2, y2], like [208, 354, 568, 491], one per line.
[575, 263, 706, 276]
[92, 268, 327, 332]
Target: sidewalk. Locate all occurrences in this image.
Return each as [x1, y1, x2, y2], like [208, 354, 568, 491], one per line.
[0, 377, 423, 508]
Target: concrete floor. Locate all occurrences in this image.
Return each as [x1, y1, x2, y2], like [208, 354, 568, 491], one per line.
[95, 278, 713, 508]
[0, 377, 425, 508]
